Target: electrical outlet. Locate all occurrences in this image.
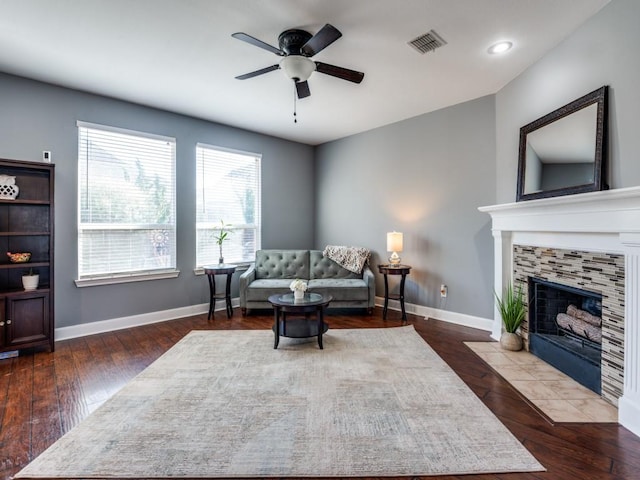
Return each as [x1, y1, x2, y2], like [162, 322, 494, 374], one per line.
[440, 284, 448, 298]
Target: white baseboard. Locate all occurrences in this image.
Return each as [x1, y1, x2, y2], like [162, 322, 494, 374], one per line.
[374, 296, 493, 332]
[618, 395, 640, 437]
[55, 300, 239, 341]
[56, 297, 491, 342]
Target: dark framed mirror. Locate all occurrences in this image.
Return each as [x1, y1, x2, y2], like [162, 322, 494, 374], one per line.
[516, 86, 608, 202]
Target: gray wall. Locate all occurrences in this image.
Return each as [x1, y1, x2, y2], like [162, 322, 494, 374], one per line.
[314, 95, 496, 319]
[496, 0, 640, 203]
[0, 73, 314, 327]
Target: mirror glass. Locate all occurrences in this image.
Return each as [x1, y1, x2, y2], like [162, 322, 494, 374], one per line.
[516, 86, 608, 202]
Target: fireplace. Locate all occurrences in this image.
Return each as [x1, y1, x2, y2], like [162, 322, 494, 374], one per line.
[528, 277, 603, 394]
[513, 244, 624, 405]
[479, 186, 640, 437]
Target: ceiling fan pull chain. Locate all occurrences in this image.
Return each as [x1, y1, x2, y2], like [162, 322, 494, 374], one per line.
[293, 82, 297, 123]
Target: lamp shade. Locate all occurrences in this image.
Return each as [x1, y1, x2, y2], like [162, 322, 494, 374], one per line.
[280, 55, 316, 82]
[386, 231, 403, 252]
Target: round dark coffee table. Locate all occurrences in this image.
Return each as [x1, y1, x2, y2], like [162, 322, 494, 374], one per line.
[268, 292, 332, 349]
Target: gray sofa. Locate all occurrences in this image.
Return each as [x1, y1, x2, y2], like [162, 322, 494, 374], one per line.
[239, 249, 375, 314]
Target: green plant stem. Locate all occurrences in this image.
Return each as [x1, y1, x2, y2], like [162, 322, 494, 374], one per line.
[495, 283, 526, 333]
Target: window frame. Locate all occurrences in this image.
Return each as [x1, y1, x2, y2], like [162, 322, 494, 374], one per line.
[75, 121, 178, 287]
[195, 143, 262, 269]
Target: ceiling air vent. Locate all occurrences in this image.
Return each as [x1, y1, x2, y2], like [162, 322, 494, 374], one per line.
[408, 30, 447, 54]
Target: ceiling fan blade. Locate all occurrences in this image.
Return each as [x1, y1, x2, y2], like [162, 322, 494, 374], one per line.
[315, 62, 364, 84]
[296, 80, 311, 99]
[301, 24, 342, 56]
[232, 32, 284, 56]
[235, 64, 280, 80]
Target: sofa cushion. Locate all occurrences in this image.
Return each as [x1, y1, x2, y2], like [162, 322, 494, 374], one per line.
[245, 279, 293, 301]
[255, 250, 310, 280]
[308, 279, 369, 301]
[309, 251, 361, 280]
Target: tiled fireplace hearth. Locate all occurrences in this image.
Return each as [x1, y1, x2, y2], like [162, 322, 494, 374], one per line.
[480, 186, 640, 437]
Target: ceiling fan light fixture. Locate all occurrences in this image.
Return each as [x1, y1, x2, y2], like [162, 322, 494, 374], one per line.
[280, 55, 315, 82]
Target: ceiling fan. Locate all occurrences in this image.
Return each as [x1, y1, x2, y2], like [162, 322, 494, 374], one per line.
[232, 24, 365, 99]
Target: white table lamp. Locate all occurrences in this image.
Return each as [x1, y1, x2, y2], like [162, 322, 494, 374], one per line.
[387, 231, 403, 265]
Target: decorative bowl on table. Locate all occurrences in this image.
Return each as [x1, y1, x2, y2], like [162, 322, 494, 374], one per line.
[7, 252, 31, 263]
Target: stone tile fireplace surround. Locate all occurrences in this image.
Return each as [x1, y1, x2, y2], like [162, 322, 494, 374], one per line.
[513, 245, 624, 405]
[480, 187, 640, 437]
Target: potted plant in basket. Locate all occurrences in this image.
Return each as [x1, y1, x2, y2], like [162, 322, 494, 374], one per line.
[495, 282, 526, 351]
[213, 220, 232, 264]
[22, 268, 39, 291]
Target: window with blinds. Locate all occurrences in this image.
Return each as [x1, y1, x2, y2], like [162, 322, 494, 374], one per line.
[196, 144, 261, 266]
[77, 122, 176, 281]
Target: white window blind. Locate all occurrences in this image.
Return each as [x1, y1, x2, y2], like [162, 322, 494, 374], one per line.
[196, 144, 261, 266]
[77, 122, 176, 280]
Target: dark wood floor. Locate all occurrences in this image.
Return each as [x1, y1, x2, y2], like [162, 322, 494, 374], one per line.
[1, 307, 639, 480]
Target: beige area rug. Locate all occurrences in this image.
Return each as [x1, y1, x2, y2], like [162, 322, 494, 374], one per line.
[17, 327, 544, 478]
[465, 341, 618, 423]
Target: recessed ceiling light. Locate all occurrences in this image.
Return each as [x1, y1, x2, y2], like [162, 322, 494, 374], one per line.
[487, 41, 513, 54]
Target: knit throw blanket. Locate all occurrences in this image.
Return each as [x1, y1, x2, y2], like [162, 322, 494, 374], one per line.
[323, 245, 371, 274]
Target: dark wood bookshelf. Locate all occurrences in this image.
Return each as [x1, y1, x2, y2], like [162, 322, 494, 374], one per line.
[0, 158, 54, 353]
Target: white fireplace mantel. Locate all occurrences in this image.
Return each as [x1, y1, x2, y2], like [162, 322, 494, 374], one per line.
[479, 186, 640, 438]
[479, 186, 640, 234]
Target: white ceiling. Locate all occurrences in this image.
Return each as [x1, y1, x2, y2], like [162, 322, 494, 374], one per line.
[0, 0, 610, 146]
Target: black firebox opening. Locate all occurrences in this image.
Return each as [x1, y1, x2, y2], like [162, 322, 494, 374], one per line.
[528, 277, 603, 395]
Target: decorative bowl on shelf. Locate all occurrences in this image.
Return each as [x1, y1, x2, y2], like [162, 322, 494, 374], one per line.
[7, 252, 31, 263]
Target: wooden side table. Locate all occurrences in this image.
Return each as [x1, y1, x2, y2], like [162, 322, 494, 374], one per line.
[203, 264, 237, 320]
[378, 264, 411, 321]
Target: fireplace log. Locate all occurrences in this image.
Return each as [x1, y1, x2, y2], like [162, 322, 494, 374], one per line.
[556, 313, 602, 344]
[556, 313, 602, 343]
[567, 304, 602, 327]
